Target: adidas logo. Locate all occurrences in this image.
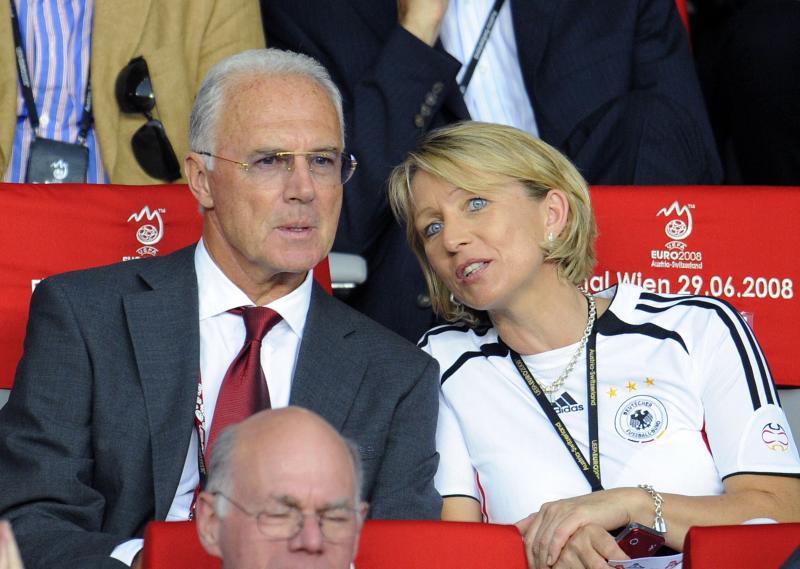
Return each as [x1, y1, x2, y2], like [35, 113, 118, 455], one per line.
[552, 392, 584, 414]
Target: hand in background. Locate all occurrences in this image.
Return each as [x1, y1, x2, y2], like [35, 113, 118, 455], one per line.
[0, 521, 24, 569]
[398, 0, 449, 46]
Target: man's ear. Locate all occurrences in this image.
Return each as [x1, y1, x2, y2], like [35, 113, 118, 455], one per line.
[351, 501, 370, 562]
[185, 153, 215, 210]
[195, 491, 223, 558]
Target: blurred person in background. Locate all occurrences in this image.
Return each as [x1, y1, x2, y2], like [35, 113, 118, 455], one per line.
[1, 0, 264, 184]
[262, 0, 722, 342]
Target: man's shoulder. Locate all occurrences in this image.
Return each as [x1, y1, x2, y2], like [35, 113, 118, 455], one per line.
[309, 289, 434, 364]
[41, 245, 196, 294]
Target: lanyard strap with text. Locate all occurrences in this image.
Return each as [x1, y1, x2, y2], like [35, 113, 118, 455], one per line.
[458, 0, 506, 95]
[9, 0, 93, 143]
[508, 326, 602, 492]
[188, 376, 208, 519]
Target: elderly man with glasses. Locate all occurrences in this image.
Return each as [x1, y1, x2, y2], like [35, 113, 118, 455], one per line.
[196, 407, 368, 569]
[0, 48, 440, 569]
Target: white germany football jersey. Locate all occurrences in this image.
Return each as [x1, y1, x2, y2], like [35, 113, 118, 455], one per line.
[421, 284, 800, 523]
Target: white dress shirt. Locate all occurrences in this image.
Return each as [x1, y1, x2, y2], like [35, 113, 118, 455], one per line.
[440, 0, 539, 137]
[111, 240, 312, 564]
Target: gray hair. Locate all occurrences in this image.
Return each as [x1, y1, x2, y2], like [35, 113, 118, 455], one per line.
[205, 422, 364, 518]
[189, 48, 345, 168]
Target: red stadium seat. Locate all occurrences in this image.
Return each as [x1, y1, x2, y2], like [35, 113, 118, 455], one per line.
[675, 0, 689, 31]
[589, 185, 800, 388]
[683, 523, 800, 568]
[142, 521, 219, 569]
[141, 519, 527, 569]
[355, 520, 527, 568]
[0, 182, 331, 389]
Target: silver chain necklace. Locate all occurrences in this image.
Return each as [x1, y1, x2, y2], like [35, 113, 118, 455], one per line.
[533, 285, 596, 400]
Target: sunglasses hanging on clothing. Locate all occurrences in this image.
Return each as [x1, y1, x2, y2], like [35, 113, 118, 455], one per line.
[115, 56, 181, 182]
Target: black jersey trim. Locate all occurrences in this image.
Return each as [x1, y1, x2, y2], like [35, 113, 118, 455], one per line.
[418, 323, 491, 349]
[637, 293, 774, 410]
[721, 470, 800, 481]
[441, 494, 482, 501]
[440, 342, 509, 385]
[597, 310, 688, 353]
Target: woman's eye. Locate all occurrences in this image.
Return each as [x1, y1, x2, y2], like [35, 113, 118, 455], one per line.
[467, 197, 488, 211]
[423, 222, 443, 238]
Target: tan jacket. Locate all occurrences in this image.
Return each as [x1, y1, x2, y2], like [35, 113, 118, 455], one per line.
[0, 0, 265, 183]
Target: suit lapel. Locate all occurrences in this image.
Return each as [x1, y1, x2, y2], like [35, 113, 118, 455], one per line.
[290, 286, 367, 430]
[91, 0, 152, 178]
[512, 0, 558, 105]
[124, 246, 199, 519]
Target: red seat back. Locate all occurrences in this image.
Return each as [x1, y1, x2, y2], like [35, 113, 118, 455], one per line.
[355, 520, 527, 568]
[675, 0, 689, 31]
[141, 519, 527, 569]
[142, 521, 219, 569]
[683, 523, 800, 568]
[0, 182, 331, 389]
[589, 185, 800, 388]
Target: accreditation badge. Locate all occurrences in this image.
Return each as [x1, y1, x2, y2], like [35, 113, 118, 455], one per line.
[25, 137, 89, 183]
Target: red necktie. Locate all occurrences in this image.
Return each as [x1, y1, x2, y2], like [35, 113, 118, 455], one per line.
[206, 306, 282, 457]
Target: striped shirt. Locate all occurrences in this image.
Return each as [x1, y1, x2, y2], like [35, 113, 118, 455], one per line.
[440, 0, 539, 137]
[4, 0, 108, 183]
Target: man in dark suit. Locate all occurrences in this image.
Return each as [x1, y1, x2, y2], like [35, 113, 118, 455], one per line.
[262, 0, 723, 342]
[0, 48, 440, 569]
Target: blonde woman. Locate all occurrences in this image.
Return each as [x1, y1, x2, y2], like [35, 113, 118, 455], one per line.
[389, 121, 800, 569]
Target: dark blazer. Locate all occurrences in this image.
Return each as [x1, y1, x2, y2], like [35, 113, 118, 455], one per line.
[0, 245, 440, 569]
[262, 0, 722, 342]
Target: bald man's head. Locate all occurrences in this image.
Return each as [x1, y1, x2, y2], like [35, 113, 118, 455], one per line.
[196, 407, 367, 569]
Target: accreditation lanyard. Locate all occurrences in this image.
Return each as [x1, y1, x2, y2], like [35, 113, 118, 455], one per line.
[188, 377, 209, 519]
[458, 0, 507, 95]
[507, 326, 603, 492]
[9, 0, 93, 143]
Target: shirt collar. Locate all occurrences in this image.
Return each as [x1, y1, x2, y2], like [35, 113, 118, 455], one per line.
[194, 239, 312, 338]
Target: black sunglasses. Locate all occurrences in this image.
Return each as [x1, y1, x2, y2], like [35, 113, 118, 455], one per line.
[115, 57, 181, 182]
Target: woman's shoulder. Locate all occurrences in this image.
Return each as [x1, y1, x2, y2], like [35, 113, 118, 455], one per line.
[418, 322, 509, 385]
[605, 283, 746, 346]
[417, 321, 495, 350]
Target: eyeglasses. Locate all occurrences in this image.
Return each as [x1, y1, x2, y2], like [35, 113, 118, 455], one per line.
[195, 150, 358, 186]
[115, 57, 181, 182]
[214, 492, 360, 542]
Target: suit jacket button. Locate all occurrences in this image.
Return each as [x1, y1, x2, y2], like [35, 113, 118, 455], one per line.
[420, 104, 432, 117]
[432, 81, 444, 94]
[417, 294, 432, 308]
[414, 115, 425, 128]
[425, 93, 437, 106]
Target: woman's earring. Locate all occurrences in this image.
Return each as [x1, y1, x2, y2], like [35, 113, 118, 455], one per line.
[547, 232, 555, 243]
[449, 292, 462, 309]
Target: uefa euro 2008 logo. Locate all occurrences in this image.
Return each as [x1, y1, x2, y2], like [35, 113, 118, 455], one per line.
[658, 201, 693, 250]
[127, 206, 165, 257]
[650, 201, 703, 270]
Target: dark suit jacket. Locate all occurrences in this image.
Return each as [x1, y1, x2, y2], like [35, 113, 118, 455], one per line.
[0, 245, 440, 569]
[262, 0, 722, 342]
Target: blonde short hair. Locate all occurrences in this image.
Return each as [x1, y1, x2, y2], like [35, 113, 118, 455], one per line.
[388, 121, 597, 326]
